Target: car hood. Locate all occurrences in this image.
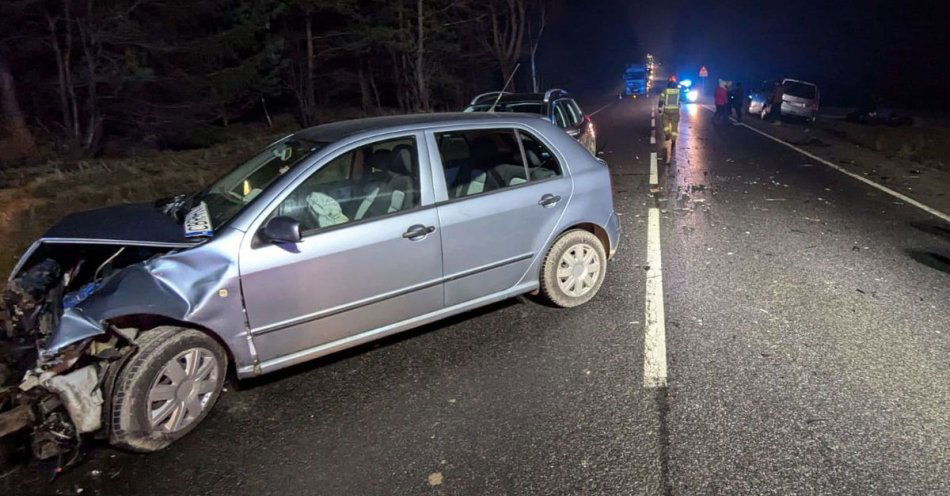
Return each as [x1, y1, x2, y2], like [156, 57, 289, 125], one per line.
[42, 203, 199, 246]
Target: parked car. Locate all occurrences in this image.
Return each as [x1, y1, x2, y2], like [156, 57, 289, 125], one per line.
[746, 80, 775, 116]
[464, 89, 598, 156]
[0, 113, 620, 460]
[751, 79, 820, 122]
[777, 79, 820, 121]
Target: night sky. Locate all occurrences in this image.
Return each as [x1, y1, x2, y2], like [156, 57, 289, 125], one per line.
[538, 0, 950, 108]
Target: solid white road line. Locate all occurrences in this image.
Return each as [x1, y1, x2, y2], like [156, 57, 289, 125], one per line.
[650, 152, 658, 185]
[644, 208, 667, 388]
[699, 105, 950, 223]
[737, 122, 950, 223]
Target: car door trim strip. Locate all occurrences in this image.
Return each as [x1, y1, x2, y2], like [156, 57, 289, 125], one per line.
[249, 251, 534, 337]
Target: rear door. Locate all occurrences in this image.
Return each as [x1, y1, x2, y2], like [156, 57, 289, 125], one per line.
[429, 126, 571, 306]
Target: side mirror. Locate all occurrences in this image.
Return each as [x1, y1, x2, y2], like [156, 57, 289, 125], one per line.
[262, 216, 301, 244]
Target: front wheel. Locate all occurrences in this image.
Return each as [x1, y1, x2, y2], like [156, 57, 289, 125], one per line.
[109, 326, 227, 452]
[540, 230, 607, 308]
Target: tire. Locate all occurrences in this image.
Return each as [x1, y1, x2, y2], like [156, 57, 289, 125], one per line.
[109, 326, 227, 452]
[539, 229, 607, 308]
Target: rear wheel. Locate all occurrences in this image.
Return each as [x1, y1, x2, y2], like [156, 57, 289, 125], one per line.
[109, 326, 227, 452]
[540, 230, 607, 308]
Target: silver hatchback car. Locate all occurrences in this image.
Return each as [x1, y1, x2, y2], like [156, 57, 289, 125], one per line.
[1, 113, 619, 457]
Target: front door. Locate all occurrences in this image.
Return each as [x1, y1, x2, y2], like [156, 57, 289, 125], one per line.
[431, 127, 571, 306]
[239, 133, 443, 369]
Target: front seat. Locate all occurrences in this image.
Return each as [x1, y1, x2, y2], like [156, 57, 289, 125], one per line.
[384, 144, 417, 213]
[352, 150, 392, 220]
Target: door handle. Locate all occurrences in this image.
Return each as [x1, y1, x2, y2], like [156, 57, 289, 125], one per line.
[538, 194, 561, 208]
[403, 224, 435, 240]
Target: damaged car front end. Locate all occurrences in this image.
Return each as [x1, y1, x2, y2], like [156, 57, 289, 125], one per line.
[0, 203, 242, 468]
[0, 136, 323, 469]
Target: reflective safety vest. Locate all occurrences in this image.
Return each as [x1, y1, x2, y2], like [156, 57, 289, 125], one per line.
[661, 88, 681, 111]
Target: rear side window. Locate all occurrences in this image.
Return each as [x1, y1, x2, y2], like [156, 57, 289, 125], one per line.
[784, 81, 817, 99]
[556, 100, 579, 127]
[568, 100, 585, 122]
[518, 130, 562, 180]
[553, 104, 569, 128]
[436, 129, 528, 199]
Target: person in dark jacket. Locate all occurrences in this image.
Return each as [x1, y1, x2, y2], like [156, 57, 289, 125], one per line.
[729, 82, 744, 122]
[768, 81, 784, 124]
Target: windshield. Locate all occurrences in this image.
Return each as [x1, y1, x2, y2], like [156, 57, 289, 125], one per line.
[195, 136, 326, 228]
[465, 102, 545, 114]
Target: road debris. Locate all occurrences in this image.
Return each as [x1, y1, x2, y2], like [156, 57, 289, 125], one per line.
[428, 472, 444, 486]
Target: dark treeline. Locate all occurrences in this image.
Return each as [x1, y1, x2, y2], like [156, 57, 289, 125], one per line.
[0, 0, 545, 162]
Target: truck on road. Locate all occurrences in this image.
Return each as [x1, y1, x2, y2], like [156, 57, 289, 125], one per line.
[624, 63, 649, 97]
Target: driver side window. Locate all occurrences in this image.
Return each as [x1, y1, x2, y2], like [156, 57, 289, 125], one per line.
[272, 136, 421, 234]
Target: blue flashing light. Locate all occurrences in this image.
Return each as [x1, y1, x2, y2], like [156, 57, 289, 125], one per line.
[679, 79, 693, 88]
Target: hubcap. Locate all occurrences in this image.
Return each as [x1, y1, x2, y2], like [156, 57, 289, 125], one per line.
[556, 243, 601, 297]
[147, 348, 219, 433]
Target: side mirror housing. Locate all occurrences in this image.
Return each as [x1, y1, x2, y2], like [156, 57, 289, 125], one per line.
[262, 216, 301, 244]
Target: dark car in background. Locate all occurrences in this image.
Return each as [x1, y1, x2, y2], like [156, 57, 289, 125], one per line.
[778, 79, 820, 121]
[747, 80, 775, 116]
[464, 89, 598, 156]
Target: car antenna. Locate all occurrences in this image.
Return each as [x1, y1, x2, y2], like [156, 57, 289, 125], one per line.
[488, 63, 521, 113]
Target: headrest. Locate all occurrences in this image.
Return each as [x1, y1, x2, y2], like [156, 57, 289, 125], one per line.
[389, 145, 413, 175]
[366, 149, 390, 171]
[471, 137, 500, 165]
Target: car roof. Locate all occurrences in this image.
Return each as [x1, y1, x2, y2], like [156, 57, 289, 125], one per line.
[492, 92, 546, 103]
[293, 112, 549, 143]
[782, 78, 817, 86]
[469, 89, 572, 106]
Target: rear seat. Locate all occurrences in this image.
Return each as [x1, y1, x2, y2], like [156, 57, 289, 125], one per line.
[454, 138, 528, 197]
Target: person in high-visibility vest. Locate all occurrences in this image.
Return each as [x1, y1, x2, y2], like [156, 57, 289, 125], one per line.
[658, 76, 681, 163]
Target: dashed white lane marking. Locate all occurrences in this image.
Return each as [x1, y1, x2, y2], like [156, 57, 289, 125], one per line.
[649, 152, 658, 185]
[651, 118, 655, 128]
[699, 105, 950, 223]
[650, 132, 656, 144]
[644, 207, 667, 388]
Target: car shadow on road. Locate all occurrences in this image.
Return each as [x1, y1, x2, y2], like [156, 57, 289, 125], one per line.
[910, 222, 950, 242]
[906, 250, 950, 275]
[236, 297, 523, 390]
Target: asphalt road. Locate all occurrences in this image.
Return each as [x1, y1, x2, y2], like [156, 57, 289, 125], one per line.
[6, 97, 949, 495]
